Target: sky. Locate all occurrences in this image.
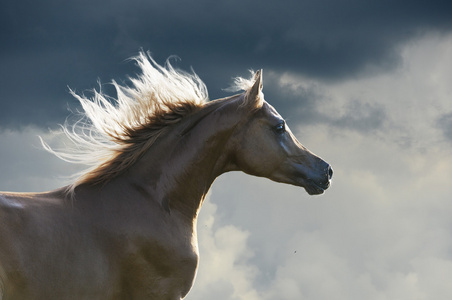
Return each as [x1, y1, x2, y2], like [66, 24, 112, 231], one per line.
[1, 0, 452, 299]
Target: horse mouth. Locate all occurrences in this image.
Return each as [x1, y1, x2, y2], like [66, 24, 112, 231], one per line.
[304, 179, 330, 195]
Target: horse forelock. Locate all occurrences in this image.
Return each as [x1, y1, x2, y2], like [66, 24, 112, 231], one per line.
[42, 52, 262, 196]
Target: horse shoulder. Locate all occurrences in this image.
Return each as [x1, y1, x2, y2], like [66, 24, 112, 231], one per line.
[112, 211, 199, 299]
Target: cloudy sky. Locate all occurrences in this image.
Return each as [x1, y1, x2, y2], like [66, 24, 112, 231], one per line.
[2, 0, 452, 299]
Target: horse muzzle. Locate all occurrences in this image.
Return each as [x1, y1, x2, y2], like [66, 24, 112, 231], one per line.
[302, 164, 333, 195]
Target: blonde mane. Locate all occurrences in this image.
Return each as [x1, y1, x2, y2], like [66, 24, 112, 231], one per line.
[42, 51, 209, 194]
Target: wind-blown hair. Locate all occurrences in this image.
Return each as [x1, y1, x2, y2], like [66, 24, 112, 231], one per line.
[42, 51, 209, 194]
[42, 52, 261, 195]
[226, 70, 256, 92]
[226, 69, 264, 109]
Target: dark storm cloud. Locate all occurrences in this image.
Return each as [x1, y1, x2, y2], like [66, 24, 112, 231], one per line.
[330, 101, 387, 133]
[265, 80, 387, 134]
[437, 112, 452, 143]
[1, 0, 451, 128]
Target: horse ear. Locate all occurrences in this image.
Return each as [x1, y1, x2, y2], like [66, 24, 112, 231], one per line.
[244, 69, 264, 108]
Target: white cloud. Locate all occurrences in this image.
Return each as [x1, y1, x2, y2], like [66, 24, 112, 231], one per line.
[186, 199, 261, 300]
[189, 32, 452, 299]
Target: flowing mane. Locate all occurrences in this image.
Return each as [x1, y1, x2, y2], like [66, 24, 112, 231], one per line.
[42, 51, 210, 194]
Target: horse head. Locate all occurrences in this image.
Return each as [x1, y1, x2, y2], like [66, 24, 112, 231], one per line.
[229, 70, 333, 195]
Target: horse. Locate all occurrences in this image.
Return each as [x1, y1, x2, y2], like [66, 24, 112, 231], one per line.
[0, 52, 332, 299]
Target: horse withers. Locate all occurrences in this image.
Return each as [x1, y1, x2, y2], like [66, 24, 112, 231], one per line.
[0, 52, 332, 299]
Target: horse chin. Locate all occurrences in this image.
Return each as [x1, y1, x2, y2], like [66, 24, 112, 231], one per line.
[272, 175, 329, 195]
[302, 179, 330, 196]
[304, 184, 325, 195]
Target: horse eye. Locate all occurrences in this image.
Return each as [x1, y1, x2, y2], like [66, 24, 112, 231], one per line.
[275, 121, 286, 133]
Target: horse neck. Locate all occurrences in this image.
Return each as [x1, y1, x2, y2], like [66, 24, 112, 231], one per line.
[121, 97, 243, 223]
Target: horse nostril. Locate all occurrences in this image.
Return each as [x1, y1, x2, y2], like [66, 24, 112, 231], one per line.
[327, 165, 333, 180]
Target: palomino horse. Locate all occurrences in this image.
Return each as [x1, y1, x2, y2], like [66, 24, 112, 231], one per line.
[0, 52, 332, 299]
